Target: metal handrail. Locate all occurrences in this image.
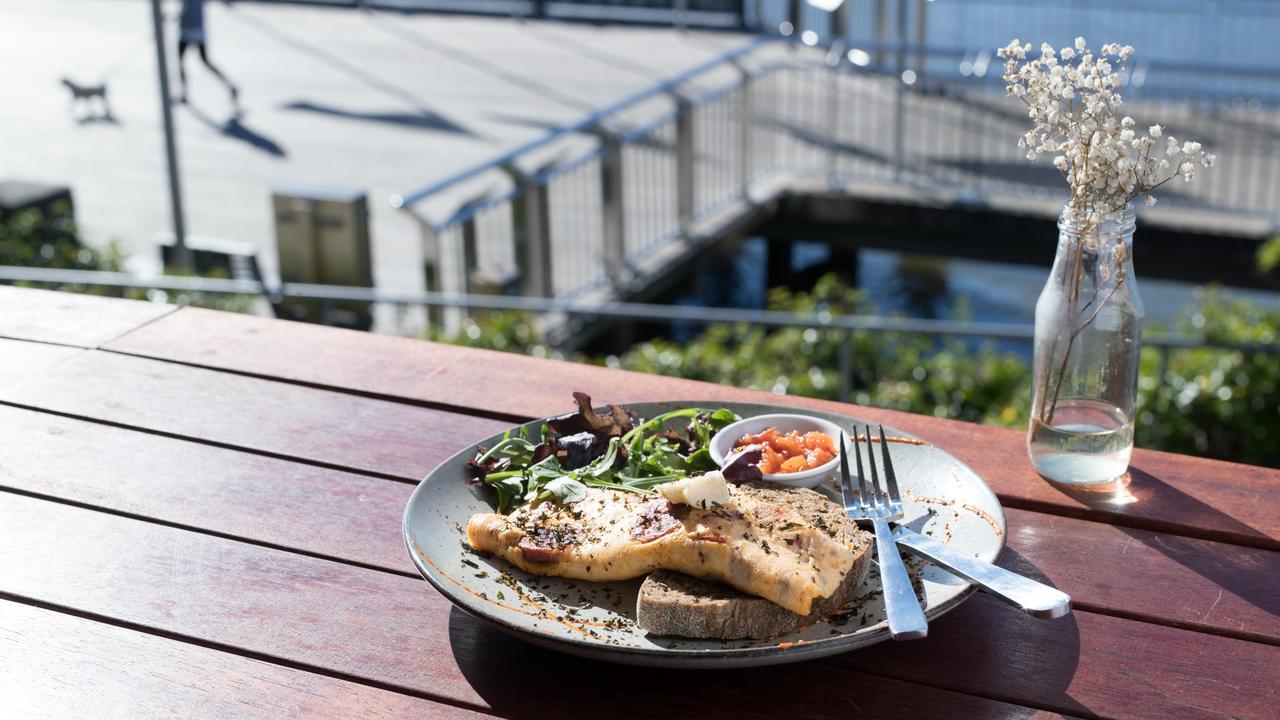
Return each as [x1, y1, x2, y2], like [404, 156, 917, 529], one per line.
[391, 34, 778, 211]
[2, 266, 1275, 355]
[385, 32, 1280, 307]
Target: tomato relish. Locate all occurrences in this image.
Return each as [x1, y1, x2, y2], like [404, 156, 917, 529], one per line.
[733, 427, 836, 474]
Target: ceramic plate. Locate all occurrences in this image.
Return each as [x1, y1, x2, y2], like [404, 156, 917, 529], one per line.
[403, 401, 1006, 668]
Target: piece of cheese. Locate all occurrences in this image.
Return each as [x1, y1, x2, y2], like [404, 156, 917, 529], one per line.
[656, 471, 730, 509]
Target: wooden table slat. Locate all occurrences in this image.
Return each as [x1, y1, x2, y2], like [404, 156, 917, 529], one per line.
[0, 405, 414, 574]
[1, 403, 1274, 645]
[105, 308, 1280, 549]
[0, 491, 1273, 719]
[0, 337, 81, 391]
[0, 348, 510, 481]
[0, 600, 486, 719]
[0, 285, 174, 348]
[1002, 508, 1280, 645]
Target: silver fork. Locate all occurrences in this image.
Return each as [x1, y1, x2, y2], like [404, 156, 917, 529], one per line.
[840, 426, 928, 640]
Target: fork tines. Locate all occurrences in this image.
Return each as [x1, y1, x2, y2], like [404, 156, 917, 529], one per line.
[877, 424, 904, 506]
[850, 424, 901, 509]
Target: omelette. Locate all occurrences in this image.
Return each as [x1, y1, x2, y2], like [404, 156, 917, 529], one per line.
[466, 481, 866, 615]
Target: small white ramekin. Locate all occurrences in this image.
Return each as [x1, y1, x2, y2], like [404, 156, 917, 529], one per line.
[709, 413, 846, 489]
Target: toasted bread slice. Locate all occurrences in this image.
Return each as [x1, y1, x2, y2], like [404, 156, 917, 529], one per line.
[636, 483, 873, 640]
[636, 552, 871, 640]
[470, 481, 868, 615]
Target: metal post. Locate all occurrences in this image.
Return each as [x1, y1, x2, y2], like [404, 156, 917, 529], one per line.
[785, 0, 801, 35]
[893, 0, 907, 181]
[597, 128, 627, 287]
[674, 0, 688, 33]
[1154, 345, 1170, 399]
[826, 41, 845, 189]
[914, 0, 927, 78]
[674, 95, 696, 236]
[826, 3, 848, 187]
[149, 0, 192, 271]
[874, 0, 887, 67]
[461, 216, 478, 295]
[838, 328, 853, 402]
[828, 0, 847, 41]
[505, 163, 554, 298]
[735, 64, 754, 193]
[411, 213, 444, 328]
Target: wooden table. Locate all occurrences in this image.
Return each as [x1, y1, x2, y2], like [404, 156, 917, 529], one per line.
[1, 285, 1276, 719]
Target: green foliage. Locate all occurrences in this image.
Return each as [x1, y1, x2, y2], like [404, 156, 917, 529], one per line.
[615, 276, 1032, 427]
[0, 203, 125, 272]
[1134, 289, 1280, 466]
[1, 205, 256, 313]
[435, 274, 1279, 467]
[1257, 236, 1280, 276]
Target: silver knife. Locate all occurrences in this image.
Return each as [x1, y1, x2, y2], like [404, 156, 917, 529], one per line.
[893, 525, 1072, 619]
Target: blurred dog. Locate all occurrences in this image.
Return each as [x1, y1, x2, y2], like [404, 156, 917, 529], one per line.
[61, 77, 114, 120]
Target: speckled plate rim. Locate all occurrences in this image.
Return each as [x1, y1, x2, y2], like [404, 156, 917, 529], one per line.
[404, 401, 1006, 668]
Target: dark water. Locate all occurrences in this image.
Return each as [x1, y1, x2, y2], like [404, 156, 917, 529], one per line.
[668, 236, 1280, 356]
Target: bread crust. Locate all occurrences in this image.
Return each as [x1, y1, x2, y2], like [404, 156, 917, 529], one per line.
[636, 482, 873, 639]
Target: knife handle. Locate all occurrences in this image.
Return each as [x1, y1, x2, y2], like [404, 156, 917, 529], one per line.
[893, 526, 1072, 619]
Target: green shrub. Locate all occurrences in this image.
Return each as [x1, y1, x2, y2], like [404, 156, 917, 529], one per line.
[436, 275, 1278, 467]
[1135, 289, 1279, 466]
[1, 206, 256, 313]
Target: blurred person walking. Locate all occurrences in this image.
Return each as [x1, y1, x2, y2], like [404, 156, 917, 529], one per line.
[176, 0, 239, 109]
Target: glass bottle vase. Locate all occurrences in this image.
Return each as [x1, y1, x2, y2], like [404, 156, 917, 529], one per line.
[1028, 204, 1144, 487]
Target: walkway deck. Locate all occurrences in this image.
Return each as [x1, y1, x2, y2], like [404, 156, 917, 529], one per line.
[2, 0, 745, 291]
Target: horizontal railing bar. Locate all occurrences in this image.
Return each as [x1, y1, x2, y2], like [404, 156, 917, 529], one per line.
[687, 75, 748, 109]
[1, 266, 1275, 354]
[829, 40, 1280, 81]
[433, 186, 520, 231]
[531, 145, 606, 185]
[617, 110, 679, 144]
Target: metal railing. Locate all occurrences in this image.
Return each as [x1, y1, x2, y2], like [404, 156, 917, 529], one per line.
[2, 264, 1276, 404]
[247, 0, 750, 28]
[394, 29, 1280, 307]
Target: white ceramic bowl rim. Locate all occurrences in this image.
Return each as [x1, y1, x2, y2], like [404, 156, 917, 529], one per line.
[709, 413, 846, 484]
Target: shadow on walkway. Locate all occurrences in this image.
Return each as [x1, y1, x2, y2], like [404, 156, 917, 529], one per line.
[224, 3, 471, 134]
[285, 99, 471, 134]
[361, 9, 597, 113]
[186, 104, 287, 158]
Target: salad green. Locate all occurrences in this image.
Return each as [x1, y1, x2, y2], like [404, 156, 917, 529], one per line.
[467, 393, 739, 513]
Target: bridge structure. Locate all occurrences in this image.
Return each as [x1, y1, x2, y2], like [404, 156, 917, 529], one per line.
[391, 20, 1280, 337]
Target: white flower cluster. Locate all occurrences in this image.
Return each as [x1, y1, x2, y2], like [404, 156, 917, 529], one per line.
[998, 37, 1215, 219]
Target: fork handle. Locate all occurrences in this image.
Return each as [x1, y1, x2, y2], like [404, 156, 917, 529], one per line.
[893, 526, 1072, 619]
[872, 516, 929, 640]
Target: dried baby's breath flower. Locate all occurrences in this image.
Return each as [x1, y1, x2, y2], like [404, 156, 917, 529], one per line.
[997, 37, 1215, 219]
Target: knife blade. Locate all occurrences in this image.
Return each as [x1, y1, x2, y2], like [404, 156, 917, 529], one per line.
[893, 525, 1072, 619]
